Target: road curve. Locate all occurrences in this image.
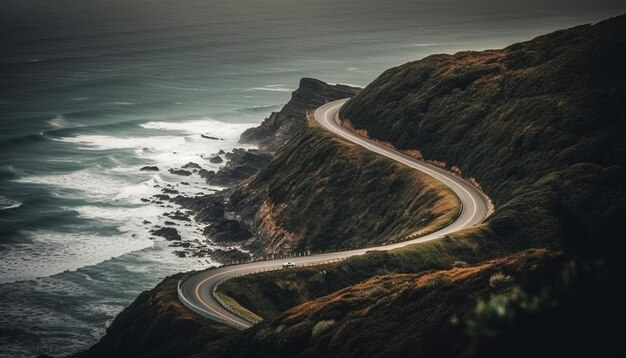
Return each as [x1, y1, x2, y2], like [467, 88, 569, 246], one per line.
[180, 98, 491, 329]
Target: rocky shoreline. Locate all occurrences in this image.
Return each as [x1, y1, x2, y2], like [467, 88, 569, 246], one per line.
[139, 78, 360, 265]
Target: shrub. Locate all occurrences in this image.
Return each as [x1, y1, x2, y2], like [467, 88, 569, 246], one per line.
[489, 272, 513, 288]
[312, 319, 336, 337]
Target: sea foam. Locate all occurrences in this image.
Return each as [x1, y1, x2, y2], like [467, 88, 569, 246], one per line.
[0, 196, 21, 210]
[0, 231, 153, 284]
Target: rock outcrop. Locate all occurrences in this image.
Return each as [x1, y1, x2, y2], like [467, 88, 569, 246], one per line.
[168, 168, 192, 176]
[204, 220, 252, 243]
[240, 78, 360, 151]
[201, 148, 272, 187]
[172, 194, 226, 223]
[151, 227, 182, 241]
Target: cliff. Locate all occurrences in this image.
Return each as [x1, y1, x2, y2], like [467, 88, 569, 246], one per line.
[230, 125, 460, 255]
[71, 275, 235, 358]
[240, 78, 359, 151]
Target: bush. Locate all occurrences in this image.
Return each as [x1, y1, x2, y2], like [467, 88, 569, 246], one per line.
[312, 319, 335, 337]
[489, 272, 513, 288]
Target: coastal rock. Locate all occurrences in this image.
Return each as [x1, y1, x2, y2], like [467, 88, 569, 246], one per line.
[201, 134, 223, 140]
[140, 166, 160, 172]
[204, 148, 272, 187]
[168, 168, 192, 176]
[163, 210, 191, 222]
[169, 241, 190, 248]
[172, 194, 225, 223]
[152, 194, 171, 201]
[240, 78, 360, 151]
[152, 227, 182, 241]
[209, 155, 223, 164]
[182, 162, 202, 169]
[208, 248, 250, 263]
[199, 169, 214, 179]
[204, 220, 252, 242]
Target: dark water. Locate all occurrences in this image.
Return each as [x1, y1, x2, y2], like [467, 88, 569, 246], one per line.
[1, 0, 624, 356]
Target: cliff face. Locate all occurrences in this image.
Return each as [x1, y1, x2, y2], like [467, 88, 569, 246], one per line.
[240, 78, 359, 151]
[230, 125, 459, 255]
[72, 275, 235, 358]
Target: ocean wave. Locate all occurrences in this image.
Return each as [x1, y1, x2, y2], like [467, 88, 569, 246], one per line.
[0, 133, 49, 148]
[47, 114, 74, 128]
[0, 166, 18, 181]
[140, 118, 253, 137]
[0, 196, 21, 211]
[245, 85, 292, 92]
[236, 104, 280, 113]
[326, 82, 363, 88]
[156, 84, 210, 92]
[409, 43, 439, 47]
[55, 134, 187, 151]
[0, 230, 153, 284]
[14, 168, 130, 200]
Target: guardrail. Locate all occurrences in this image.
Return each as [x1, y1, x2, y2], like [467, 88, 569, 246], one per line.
[210, 256, 348, 326]
[177, 227, 453, 328]
[213, 278, 262, 325]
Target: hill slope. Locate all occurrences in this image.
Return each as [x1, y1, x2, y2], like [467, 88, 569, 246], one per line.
[214, 15, 626, 357]
[341, 15, 626, 256]
[230, 124, 460, 254]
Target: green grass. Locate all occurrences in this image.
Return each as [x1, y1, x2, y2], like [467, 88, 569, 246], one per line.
[230, 124, 461, 253]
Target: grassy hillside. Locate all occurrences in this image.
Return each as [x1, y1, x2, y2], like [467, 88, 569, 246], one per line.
[340, 15, 626, 256]
[217, 228, 501, 320]
[208, 249, 582, 358]
[231, 124, 460, 254]
[214, 15, 626, 357]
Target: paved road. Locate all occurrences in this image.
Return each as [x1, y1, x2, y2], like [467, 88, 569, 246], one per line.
[179, 98, 491, 329]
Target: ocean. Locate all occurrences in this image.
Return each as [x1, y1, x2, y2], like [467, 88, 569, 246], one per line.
[1, 0, 624, 356]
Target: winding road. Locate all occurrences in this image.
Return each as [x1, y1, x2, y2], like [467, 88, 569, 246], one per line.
[179, 98, 491, 329]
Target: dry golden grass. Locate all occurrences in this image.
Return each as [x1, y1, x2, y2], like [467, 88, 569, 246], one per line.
[402, 149, 423, 160]
[215, 292, 264, 322]
[284, 247, 554, 322]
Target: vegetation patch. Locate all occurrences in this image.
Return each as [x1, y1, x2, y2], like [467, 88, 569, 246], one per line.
[231, 124, 461, 254]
